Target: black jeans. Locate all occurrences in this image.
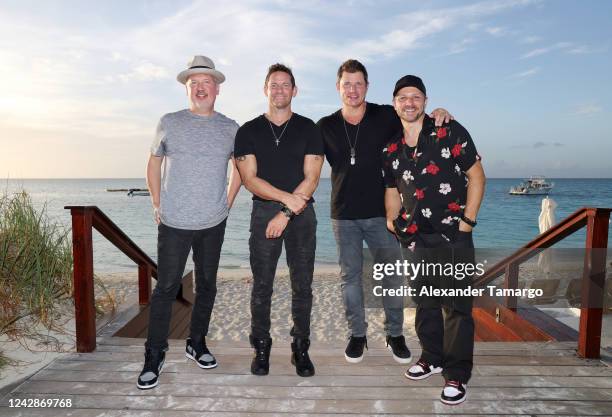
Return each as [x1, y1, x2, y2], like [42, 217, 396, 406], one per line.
[249, 200, 317, 339]
[413, 231, 475, 383]
[145, 219, 226, 351]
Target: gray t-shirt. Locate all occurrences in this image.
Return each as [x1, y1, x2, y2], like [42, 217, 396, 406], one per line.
[151, 109, 239, 230]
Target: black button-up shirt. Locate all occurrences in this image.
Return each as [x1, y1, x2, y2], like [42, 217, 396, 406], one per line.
[382, 115, 480, 243]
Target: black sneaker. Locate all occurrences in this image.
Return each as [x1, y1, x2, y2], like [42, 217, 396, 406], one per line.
[137, 349, 165, 390]
[344, 335, 367, 363]
[185, 337, 217, 369]
[440, 380, 467, 405]
[385, 335, 412, 364]
[405, 358, 443, 380]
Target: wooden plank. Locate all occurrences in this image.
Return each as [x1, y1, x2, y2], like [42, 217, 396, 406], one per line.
[47, 360, 612, 377]
[578, 209, 610, 358]
[2, 393, 612, 415]
[30, 369, 612, 388]
[58, 350, 603, 367]
[0, 409, 529, 417]
[93, 344, 583, 358]
[13, 380, 612, 402]
[69, 208, 96, 353]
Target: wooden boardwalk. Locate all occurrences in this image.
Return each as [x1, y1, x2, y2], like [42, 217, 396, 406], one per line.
[1, 337, 611, 416]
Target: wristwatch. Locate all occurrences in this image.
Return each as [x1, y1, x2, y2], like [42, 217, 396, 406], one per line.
[460, 214, 477, 227]
[281, 206, 295, 219]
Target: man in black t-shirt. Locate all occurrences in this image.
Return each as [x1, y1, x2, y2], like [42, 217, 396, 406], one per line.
[317, 59, 452, 365]
[234, 64, 324, 378]
[383, 75, 485, 405]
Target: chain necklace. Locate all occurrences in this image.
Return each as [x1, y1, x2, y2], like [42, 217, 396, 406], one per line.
[342, 118, 360, 165]
[267, 114, 292, 147]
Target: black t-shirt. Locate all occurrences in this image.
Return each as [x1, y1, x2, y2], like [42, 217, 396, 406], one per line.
[317, 102, 402, 220]
[382, 115, 481, 241]
[234, 113, 324, 201]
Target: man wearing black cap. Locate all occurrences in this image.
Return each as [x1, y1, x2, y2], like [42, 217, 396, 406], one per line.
[317, 60, 452, 365]
[382, 75, 485, 405]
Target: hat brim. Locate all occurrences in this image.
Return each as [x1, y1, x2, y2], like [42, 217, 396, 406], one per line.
[177, 68, 225, 85]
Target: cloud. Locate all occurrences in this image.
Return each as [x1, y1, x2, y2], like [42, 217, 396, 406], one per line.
[572, 103, 603, 116]
[485, 26, 505, 36]
[519, 41, 598, 59]
[533, 141, 564, 149]
[509, 66, 540, 78]
[117, 62, 170, 82]
[520, 35, 541, 44]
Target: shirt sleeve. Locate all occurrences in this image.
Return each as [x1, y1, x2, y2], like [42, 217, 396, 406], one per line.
[306, 121, 325, 155]
[381, 143, 397, 188]
[150, 117, 166, 156]
[233, 123, 255, 158]
[451, 120, 481, 173]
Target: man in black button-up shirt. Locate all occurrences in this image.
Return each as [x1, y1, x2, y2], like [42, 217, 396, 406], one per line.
[382, 75, 485, 406]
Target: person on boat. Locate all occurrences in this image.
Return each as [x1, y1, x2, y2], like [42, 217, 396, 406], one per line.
[382, 75, 485, 405]
[234, 64, 324, 377]
[137, 56, 241, 390]
[316, 59, 452, 364]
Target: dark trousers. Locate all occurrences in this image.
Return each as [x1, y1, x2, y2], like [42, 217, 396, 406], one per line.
[249, 200, 317, 339]
[145, 219, 227, 351]
[413, 231, 475, 383]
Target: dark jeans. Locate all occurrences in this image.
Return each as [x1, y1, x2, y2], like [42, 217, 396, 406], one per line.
[413, 231, 475, 383]
[145, 219, 226, 351]
[249, 200, 316, 339]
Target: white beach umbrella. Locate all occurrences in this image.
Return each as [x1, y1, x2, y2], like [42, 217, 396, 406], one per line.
[538, 197, 557, 273]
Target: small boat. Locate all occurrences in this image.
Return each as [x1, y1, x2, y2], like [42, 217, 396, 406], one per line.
[509, 176, 554, 195]
[127, 188, 150, 197]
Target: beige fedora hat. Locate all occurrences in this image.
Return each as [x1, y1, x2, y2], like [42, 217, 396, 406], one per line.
[177, 55, 225, 84]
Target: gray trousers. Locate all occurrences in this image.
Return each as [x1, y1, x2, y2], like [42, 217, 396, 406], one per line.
[332, 217, 404, 337]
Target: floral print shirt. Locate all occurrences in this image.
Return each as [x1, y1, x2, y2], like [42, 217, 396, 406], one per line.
[382, 115, 480, 244]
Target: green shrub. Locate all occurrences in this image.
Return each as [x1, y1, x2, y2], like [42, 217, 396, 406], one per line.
[0, 190, 73, 335]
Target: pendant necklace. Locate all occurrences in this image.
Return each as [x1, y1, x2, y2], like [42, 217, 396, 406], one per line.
[342, 118, 360, 166]
[267, 114, 292, 147]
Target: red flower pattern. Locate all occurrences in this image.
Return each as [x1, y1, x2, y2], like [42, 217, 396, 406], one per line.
[415, 188, 425, 200]
[387, 143, 398, 154]
[436, 127, 447, 139]
[425, 163, 440, 175]
[448, 202, 461, 212]
[406, 224, 418, 234]
[451, 144, 462, 157]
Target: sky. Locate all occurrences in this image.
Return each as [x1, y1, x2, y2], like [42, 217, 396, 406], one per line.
[0, 0, 611, 178]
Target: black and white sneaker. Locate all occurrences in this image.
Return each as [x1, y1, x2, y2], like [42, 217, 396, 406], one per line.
[344, 335, 367, 363]
[440, 380, 467, 405]
[137, 349, 165, 390]
[405, 358, 442, 380]
[185, 337, 217, 369]
[385, 335, 412, 364]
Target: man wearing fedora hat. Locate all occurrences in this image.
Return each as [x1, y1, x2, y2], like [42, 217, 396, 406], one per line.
[137, 55, 241, 390]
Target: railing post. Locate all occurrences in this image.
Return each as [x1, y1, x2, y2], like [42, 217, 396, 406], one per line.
[578, 209, 610, 359]
[504, 261, 519, 311]
[138, 263, 152, 306]
[69, 207, 97, 353]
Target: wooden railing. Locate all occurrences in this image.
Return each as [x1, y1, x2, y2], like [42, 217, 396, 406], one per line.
[475, 207, 611, 358]
[65, 206, 158, 352]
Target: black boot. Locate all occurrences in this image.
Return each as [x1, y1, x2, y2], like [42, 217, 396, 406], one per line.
[250, 335, 272, 376]
[291, 337, 315, 377]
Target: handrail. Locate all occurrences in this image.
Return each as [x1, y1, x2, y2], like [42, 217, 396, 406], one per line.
[65, 205, 159, 352]
[474, 207, 611, 359]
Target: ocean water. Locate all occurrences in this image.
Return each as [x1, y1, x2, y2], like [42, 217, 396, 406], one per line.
[2, 178, 611, 273]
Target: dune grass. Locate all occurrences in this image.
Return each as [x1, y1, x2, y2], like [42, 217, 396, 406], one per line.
[0, 190, 73, 336]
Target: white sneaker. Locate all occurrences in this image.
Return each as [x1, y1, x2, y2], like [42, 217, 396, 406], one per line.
[404, 359, 442, 380]
[440, 380, 467, 405]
